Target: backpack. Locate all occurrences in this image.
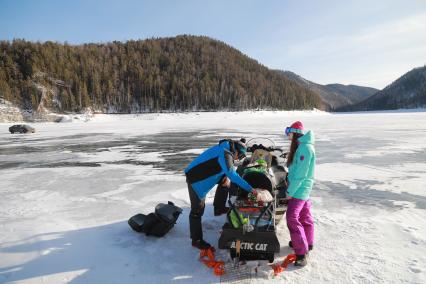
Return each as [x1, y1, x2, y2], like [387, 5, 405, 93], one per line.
[128, 201, 183, 237]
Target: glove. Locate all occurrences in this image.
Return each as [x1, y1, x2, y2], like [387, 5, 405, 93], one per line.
[221, 177, 231, 188]
[248, 189, 260, 203]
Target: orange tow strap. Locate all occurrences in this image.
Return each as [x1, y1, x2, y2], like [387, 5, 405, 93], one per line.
[271, 254, 297, 276]
[199, 247, 225, 276]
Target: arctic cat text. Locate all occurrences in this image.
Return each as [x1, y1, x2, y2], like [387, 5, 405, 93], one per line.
[230, 241, 268, 251]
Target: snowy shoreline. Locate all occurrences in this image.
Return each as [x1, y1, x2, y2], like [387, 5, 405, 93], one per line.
[2, 106, 426, 126]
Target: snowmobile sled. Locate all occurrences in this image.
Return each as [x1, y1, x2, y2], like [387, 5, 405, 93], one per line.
[218, 138, 288, 263]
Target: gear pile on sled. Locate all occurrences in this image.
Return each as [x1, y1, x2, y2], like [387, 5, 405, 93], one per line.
[218, 138, 289, 263]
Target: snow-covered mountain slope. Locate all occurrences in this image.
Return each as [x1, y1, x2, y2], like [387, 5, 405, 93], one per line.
[280, 71, 378, 110]
[0, 110, 425, 283]
[344, 66, 426, 111]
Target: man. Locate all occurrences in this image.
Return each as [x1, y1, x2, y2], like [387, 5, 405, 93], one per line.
[213, 140, 249, 216]
[184, 138, 257, 249]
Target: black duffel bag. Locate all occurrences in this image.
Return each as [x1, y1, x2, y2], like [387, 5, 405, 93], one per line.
[128, 201, 183, 237]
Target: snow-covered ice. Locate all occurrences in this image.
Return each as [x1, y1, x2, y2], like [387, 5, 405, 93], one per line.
[0, 110, 425, 283]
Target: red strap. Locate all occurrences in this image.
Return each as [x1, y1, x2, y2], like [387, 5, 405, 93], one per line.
[238, 207, 260, 213]
[272, 254, 297, 276]
[272, 263, 284, 275]
[281, 254, 297, 269]
[199, 247, 225, 276]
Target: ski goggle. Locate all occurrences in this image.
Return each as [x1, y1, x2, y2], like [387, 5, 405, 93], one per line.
[285, 127, 303, 136]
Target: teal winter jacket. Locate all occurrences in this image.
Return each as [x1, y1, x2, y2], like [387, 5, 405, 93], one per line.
[287, 131, 316, 200]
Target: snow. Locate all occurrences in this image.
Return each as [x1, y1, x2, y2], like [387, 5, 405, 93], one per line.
[0, 110, 425, 284]
[0, 99, 25, 122]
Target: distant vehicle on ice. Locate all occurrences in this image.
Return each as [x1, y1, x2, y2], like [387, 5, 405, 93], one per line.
[9, 124, 35, 134]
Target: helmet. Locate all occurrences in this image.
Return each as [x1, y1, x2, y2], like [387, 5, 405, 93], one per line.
[285, 121, 304, 136]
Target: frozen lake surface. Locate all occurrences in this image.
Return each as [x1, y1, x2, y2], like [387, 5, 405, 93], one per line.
[0, 111, 425, 283]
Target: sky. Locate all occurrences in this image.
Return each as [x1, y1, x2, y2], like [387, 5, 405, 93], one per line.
[1, 0, 426, 89]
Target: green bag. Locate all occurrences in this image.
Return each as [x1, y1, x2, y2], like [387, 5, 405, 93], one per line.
[229, 210, 249, 229]
[243, 159, 268, 175]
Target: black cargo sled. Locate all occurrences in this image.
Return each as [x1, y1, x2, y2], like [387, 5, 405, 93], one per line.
[218, 138, 288, 263]
[128, 201, 182, 237]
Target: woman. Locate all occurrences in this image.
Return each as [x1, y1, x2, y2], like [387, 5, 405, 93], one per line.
[284, 121, 315, 267]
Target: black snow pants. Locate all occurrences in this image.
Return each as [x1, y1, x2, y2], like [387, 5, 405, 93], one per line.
[188, 181, 236, 240]
[188, 182, 205, 241]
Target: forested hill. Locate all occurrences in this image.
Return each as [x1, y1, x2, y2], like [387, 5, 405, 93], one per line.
[338, 65, 426, 111]
[0, 35, 322, 113]
[280, 71, 378, 110]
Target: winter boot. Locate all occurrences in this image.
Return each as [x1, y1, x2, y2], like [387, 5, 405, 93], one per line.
[192, 239, 213, 250]
[294, 254, 308, 267]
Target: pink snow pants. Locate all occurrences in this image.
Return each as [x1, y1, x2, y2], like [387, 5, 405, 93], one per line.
[286, 198, 314, 255]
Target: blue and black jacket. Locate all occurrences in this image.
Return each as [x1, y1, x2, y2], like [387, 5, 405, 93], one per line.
[184, 140, 253, 199]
